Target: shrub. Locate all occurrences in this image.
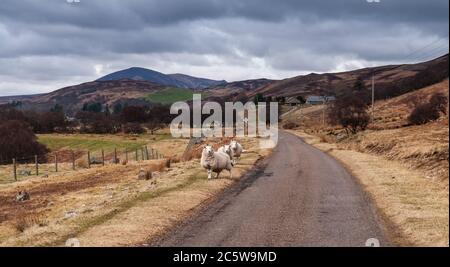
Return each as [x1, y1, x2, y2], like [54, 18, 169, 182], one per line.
[144, 121, 162, 135]
[14, 215, 48, 233]
[122, 123, 145, 134]
[429, 93, 448, 114]
[408, 104, 439, 125]
[407, 93, 448, 125]
[353, 76, 367, 92]
[76, 158, 89, 169]
[328, 94, 370, 134]
[23, 110, 69, 133]
[282, 122, 299, 129]
[121, 106, 148, 123]
[76, 111, 120, 134]
[0, 120, 48, 164]
[82, 102, 103, 113]
[0, 104, 26, 121]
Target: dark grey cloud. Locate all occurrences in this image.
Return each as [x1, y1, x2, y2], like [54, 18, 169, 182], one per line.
[0, 0, 448, 96]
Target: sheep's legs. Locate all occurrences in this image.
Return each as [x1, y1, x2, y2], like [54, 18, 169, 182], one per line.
[207, 169, 212, 179]
[216, 171, 221, 179]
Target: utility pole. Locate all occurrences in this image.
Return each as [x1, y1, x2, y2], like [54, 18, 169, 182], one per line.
[322, 96, 328, 127]
[371, 75, 375, 123]
[322, 104, 326, 126]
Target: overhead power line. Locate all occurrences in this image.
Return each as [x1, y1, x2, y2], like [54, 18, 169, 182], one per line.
[400, 38, 448, 63]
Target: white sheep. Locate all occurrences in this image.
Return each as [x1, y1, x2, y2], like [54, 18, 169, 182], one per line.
[218, 144, 235, 166]
[201, 145, 233, 179]
[230, 140, 243, 164]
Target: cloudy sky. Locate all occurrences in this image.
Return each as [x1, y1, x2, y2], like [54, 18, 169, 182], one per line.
[0, 0, 448, 96]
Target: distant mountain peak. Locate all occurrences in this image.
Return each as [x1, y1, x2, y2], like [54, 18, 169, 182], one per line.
[97, 67, 225, 89]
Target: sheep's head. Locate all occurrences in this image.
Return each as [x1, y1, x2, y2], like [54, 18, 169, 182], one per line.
[230, 141, 238, 150]
[223, 145, 232, 154]
[203, 145, 214, 157]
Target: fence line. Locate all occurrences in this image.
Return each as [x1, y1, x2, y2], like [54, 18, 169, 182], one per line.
[3, 145, 165, 182]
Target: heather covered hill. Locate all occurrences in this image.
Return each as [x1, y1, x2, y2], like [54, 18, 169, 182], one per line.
[19, 80, 170, 115]
[201, 78, 277, 101]
[3, 55, 448, 115]
[168, 73, 225, 89]
[97, 67, 225, 89]
[249, 54, 449, 99]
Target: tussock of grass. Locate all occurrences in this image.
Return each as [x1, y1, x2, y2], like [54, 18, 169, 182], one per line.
[13, 215, 48, 233]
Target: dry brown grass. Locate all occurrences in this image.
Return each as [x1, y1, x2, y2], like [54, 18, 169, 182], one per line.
[338, 121, 449, 183]
[282, 79, 448, 133]
[281, 104, 326, 129]
[283, 80, 449, 246]
[0, 136, 270, 247]
[182, 136, 233, 161]
[285, 80, 449, 183]
[370, 79, 449, 130]
[13, 215, 48, 233]
[289, 130, 449, 247]
[75, 158, 89, 169]
[73, 137, 269, 247]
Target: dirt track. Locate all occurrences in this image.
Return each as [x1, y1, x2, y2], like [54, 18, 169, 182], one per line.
[151, 131, 389, 247]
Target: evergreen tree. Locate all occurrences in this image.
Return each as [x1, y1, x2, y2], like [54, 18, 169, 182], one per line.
[353, 77, 366, 91]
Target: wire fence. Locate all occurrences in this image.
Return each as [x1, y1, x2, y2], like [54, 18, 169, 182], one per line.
[0, 145, 165, 183]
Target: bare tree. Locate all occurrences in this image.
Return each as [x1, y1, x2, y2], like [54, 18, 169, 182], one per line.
[327, 94, 370, 134]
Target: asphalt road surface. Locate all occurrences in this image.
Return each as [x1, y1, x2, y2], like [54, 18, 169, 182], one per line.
[152, 131, 389, 247]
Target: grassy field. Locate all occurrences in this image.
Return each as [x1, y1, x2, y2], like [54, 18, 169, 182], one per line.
[143, 87, 205, 104]
[0, 130, 184, 184]
[38, 135, 146, 152]
[0, 135, 269, 247]
[38, 131, 173, 152]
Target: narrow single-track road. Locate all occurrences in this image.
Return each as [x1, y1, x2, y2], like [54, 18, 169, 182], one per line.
[151, 131, 389, 247]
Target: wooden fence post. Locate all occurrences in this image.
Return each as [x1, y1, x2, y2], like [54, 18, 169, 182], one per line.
[151, 148, 154, 159]
[141, 148, 144, 161]
[102, 150, 105, 166]
[114, 148, 118, 164]
[13, 158, 17, 181]
[135, 149, 138, 162]
[145, 146, 149, 160]
[87, 151, 91, 168]
[35, 155, 38, 176]
[72, 150, 75, 170]
[55, 154, 58, 172]
[125, 149, 128, 162]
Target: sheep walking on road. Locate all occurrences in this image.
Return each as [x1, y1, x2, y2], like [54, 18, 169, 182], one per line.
[218, 144, 235, 166]
[201, 145, 233, 179]
[230, 140, 243, 164]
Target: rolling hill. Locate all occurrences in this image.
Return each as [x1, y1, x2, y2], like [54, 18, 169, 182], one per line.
[97, 67, 225, 89]
[2, 54, 447, 116]
[249, 54, 449, 99]
[18, 80, 170, 115]
[201, 78, 277, 101]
